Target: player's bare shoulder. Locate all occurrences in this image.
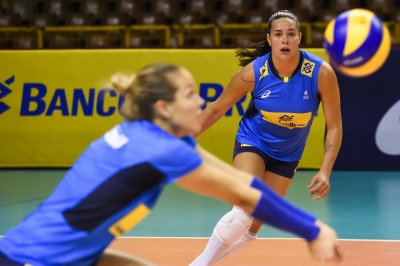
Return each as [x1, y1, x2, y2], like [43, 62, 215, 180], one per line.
[318, 61, 337, 79]
[230, 62, 255, 93]
[318, 60, 340, 94]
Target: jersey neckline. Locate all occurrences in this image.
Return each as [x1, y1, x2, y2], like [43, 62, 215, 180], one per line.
[268, 51, 303, 82]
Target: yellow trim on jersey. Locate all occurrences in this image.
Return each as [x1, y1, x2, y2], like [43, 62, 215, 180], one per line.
[301, 59, 316, 77]
[259, 60, 269, 80]
[109, 204, 150, 237]
[260, 110, 312, 129]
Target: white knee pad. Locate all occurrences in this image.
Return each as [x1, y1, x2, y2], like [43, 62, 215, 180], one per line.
[213, 207, 253, 246]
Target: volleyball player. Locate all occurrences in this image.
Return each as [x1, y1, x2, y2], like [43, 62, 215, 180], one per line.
[0, 63, 342, 265]
[191, 10, 342, 265]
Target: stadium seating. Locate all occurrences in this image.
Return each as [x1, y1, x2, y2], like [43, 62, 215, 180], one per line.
[1, 0, 400, 49]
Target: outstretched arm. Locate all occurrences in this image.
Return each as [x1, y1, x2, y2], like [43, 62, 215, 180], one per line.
[195, 63, 255, 137]
[175, 148, 343, 262]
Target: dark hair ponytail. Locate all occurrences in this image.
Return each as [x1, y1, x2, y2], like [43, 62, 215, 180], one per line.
[235, 40, 271, 67]
[235, 10, 300, 67]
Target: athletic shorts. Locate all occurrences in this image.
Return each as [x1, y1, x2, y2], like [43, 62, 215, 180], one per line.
[233, 140, 299, 179]
[0, 251, 24, 266]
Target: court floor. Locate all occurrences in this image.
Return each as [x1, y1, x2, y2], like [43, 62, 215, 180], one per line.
[1, 169, 400, 265]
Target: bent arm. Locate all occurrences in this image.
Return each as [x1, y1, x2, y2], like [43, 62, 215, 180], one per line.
[175, 157, 257, 212]
[195, 144, 241, 177]
[175, 152, 319, 241]
[195, 63, 255, 137]
[318, 62, 343, 177]
[175, 149, 343, 261]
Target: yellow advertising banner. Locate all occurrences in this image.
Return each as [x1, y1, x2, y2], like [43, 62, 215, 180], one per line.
[0, 49, 327, 168]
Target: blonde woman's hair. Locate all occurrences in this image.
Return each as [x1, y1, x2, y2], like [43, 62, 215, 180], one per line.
[110, 63, 181, 121]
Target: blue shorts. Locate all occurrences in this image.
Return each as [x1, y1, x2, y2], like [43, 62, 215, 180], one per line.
[0, 251, 23, 266]
[233, 140, 299, 179]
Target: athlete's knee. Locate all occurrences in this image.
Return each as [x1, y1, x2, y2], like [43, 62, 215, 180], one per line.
[248, 219, 263, 234]
[214, 207, 253, 246]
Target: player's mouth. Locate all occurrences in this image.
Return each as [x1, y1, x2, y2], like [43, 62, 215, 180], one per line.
[281, 48, 290, 53]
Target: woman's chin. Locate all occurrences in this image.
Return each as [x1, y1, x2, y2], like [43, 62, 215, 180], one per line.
[181, 126, 201, 138]
[191, 125, 202, 136]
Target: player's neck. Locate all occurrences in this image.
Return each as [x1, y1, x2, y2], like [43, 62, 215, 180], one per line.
[271, 51, 301, 77]
[153, 117, 187, 138]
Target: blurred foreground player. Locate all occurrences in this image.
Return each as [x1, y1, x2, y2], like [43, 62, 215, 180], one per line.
[0, 63, 342, 265]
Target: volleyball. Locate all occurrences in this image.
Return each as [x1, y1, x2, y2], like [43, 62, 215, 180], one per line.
[323, 9, 391, 77]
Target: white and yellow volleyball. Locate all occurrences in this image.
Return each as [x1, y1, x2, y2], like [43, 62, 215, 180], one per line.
[324, 9, 391, 77]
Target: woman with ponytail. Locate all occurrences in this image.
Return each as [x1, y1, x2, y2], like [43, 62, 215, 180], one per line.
[191, 10, 342, 265]
[0, 63, 341, 266]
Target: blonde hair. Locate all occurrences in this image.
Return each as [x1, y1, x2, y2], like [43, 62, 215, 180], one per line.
[110, 63, 181, 121]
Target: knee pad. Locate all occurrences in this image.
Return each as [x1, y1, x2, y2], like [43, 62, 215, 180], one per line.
[213, 207, 253, 246]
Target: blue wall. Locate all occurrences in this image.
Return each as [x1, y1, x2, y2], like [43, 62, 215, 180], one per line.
[334, 47, 400, 170]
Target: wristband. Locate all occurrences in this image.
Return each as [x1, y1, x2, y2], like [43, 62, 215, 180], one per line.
[250, 177, 320, 242]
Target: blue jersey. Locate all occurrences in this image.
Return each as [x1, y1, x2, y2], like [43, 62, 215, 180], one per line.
[236, 50, 323, 161]
[0, 120, 202, 265]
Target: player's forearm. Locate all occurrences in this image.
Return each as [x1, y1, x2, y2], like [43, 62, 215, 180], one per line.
[249, 178, 320, 241]
[196, 145, 240, 176]
[194, 103, 225, 137]
[319, 127, 342, 175]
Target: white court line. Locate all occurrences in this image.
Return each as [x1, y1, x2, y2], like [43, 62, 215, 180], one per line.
[116, 236, 400, 242]
[2, 235, 399, 242]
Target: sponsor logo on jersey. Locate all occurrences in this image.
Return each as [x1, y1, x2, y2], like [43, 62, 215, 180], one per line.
[259, 60, 269, 80]
[260, 110, 312, 129]
[303, 90, 309, 99]
[261, 90, 271, 98]
[301, 59, 316, 78]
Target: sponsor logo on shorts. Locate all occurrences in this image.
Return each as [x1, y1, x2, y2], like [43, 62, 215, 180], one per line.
[240, 143, 252, 147]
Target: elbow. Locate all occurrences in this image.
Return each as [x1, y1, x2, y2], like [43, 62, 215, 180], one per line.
[327, 125, 343, 136]
[204, 103, 223, 120]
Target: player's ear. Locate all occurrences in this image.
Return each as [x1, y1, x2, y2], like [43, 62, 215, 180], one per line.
[298, 32, 302, 45]
[266, 34, 271, 46]
[154, 100, 171, 120]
